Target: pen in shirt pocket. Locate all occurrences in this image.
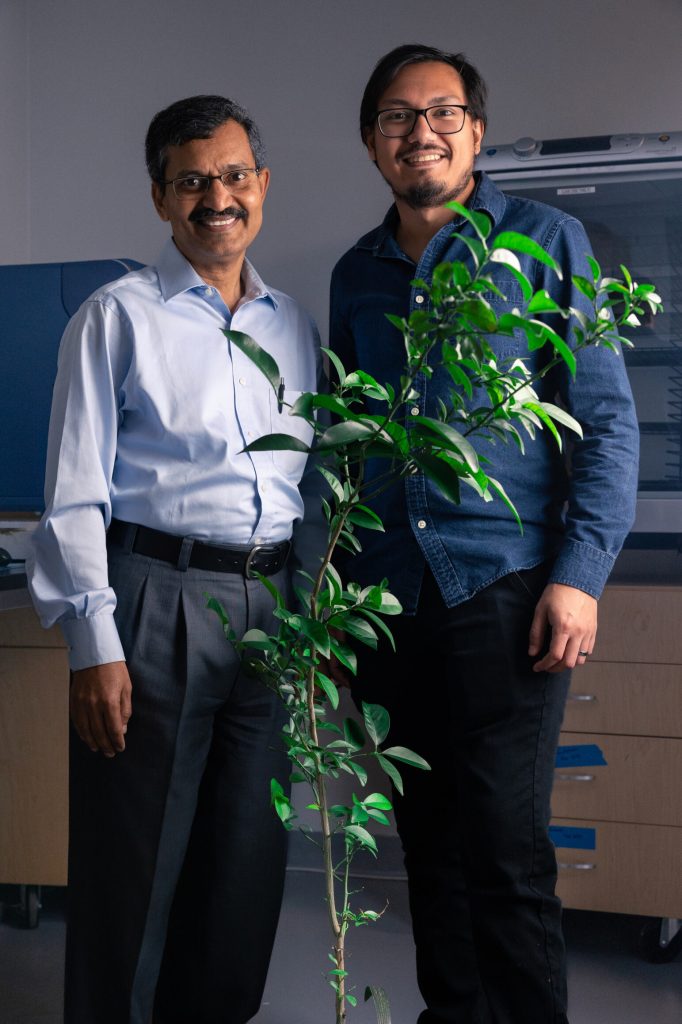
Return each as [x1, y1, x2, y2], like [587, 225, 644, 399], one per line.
[277, 377, 285, 413]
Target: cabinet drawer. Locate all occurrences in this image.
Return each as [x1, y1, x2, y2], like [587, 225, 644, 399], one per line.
[0, 606, 65, 647]
[563, 663, 682, 737]
[553, 732, 682, 826]
[0, 647, 69, 884]
[552, 817, 682, 917]
[596, 586, 682, 663]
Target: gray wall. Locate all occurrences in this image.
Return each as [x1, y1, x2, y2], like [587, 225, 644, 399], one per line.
[2, 0, 681, 332]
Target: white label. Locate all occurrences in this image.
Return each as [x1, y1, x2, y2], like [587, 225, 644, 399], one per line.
[557, 186, 596, 195]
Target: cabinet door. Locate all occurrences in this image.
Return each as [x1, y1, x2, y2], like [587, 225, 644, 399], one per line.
[553, 732, 682, 827]
[553, 817, 682, 917]
[563, 663, 682, 737]
[0, 647, 69, 885]
[595, 587, 682, 663]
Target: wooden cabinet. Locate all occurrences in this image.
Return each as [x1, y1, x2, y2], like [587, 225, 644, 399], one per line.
[0, 606, 69, 885]
[552, 586, 682, 917]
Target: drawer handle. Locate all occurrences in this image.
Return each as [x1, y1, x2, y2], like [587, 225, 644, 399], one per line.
[558, 861, 596, 871]
[567, 693, 597, 703]
[554, 773, 595, 783]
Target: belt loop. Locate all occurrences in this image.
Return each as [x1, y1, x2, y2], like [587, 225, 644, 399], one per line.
[112, 519, 138, 554]
[176, 536, 194, 572]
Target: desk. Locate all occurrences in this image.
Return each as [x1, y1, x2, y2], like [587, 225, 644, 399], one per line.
[0, 575, 69, 888]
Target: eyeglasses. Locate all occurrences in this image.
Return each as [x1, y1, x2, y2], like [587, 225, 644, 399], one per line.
[162, 167, 261, 199]
[375, 105, 469, 138]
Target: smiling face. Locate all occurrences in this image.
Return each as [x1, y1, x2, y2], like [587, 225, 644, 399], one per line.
[364, 61, 484, 210]
[151, 118, 270, 277]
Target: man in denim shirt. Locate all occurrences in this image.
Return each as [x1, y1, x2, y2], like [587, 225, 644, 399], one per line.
[330, 45, 638, 1024]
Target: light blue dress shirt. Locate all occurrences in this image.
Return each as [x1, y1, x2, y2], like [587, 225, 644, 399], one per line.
[28, 239, 321, 670]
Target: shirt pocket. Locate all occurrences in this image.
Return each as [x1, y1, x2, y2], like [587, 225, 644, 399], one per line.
[484, 274, 527, 360]
[268, 389, 315, 478]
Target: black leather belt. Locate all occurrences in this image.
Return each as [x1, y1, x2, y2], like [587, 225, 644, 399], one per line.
[107, 519, 290, 578]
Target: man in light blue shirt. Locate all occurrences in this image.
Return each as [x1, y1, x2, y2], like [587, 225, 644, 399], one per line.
[28, 94, 321, 1024]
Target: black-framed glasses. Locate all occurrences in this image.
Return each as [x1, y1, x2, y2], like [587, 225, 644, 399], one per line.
[375, 104, 469, 138]
[162, 167, 261, 199]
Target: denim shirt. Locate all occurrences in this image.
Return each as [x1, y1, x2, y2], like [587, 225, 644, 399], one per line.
[329, 171, 639, 613]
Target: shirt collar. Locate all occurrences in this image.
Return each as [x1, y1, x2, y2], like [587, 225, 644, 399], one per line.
[155, 238, 278, 309]
[353, 171, 506, 258]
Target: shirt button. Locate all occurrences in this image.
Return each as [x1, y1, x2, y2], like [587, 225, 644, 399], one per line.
[239, 377, 247, 386]
[415, 294, 424, 304]
[410, 406, 419, 416]
[417, 519, 427, 529]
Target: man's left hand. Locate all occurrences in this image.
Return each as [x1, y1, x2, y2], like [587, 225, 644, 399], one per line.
[528, 582, 597, 673]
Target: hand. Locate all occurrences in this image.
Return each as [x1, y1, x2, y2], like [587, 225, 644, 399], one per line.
[325, 626, 352, 689]
[528, 583, 597, 674]
[70, 661, 132, 756]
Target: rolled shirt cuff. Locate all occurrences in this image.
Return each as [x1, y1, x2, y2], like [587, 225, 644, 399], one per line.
[548, 538, 617, 601]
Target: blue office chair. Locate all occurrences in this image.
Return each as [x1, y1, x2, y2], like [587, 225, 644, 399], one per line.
[0, 258, 144, 513]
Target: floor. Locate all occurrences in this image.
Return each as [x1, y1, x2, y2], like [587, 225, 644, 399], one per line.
[1, 857, 680, 1024]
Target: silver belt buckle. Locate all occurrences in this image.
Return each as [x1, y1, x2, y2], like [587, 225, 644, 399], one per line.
[244, 544, 266, 579]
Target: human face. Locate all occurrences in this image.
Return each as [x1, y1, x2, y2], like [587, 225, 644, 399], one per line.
[365, 61, 484, 210]
[152, 119, 270, 274]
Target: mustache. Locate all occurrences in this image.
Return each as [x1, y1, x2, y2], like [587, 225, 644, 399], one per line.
[398, 142, 448, 157]
[188, 206, 247, 223]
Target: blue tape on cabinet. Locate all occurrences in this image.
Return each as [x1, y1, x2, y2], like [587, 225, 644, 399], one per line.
[556, 743, 607, 768]
[549, 825, 596, 850]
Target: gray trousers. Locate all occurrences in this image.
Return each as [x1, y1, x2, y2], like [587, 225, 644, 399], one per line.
[65, 544, 291, 1024]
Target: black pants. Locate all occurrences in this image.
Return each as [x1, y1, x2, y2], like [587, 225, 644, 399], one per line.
[66, 547, 291, 1024]
[352, 565, 570, 1024]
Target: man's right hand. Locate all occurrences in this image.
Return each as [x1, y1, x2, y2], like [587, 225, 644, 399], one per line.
[70, 661, 132, 757]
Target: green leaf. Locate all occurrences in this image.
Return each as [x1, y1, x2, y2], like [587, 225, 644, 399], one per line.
[540, 402, 583, 439]
[362, 701, 391, 745]
[376, 752, 405, 795]
[344, 370, 392, 402]
[382, 745, 431, 770]
[342, 614, 378, 648]
[321, 346, 347, 386]
[316, 464, 344, 501]
[347, 504, 385, 532]
[346, 994, 358, 1007]
[445, 200, 492, 240]
[586, 254, 602, 284]
[359, 608, 398, 650]
[412, 451, 461, 505]
[344, 824, 378, 855]
[317, 420, 388, 448]
[344, 717, 366, 750]
[486, 477, 523, 533]
[311, 393, 364, 422]
[365, 808, 391, 826]
[363, 792, 392, 810]
[572, 274, 597, 301]
[527, 289, 564, 315]
[529, 321, 576, 375]
[411, 416, 479, 473]
[348, 759, 369, 786]
[243, 432, 310, 453]
[456, 298, 498, 332]
[384, 312, 407, 334]
[224, 329, 281, 392]
[315, 670, 340, 710]
[299, 617, 331, 659]
[491, 232, 563, 279]
[329, 636, 358, 676]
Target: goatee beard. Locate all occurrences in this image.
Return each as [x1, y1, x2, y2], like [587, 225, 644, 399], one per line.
[396, 169, 474, 209]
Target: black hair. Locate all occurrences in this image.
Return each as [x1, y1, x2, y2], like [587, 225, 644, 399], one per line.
[145, 94, 266, 183]
[359, 44, 488, 141]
